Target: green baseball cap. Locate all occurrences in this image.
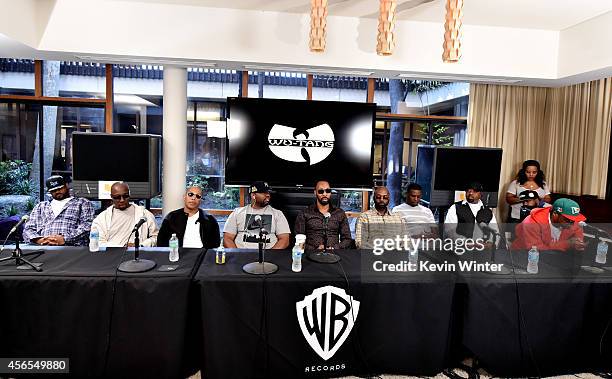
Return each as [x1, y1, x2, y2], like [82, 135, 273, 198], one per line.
[552, 198, 586, 222]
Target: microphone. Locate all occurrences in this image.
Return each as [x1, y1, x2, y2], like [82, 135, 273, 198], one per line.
[323, 212, 331, 224]
[478, 222, 499, 236]
[9, 215, 29, 235]
[323, 212, 331, 250]
[260, 227, 269, 235]
[133, 217, 147, 231]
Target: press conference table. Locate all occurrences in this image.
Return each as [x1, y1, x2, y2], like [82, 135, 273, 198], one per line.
[1, 245, 612, 378]
[0, 246, 205, 378]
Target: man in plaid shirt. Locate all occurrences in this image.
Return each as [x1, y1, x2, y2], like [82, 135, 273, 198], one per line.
[23, 175, 94, 246]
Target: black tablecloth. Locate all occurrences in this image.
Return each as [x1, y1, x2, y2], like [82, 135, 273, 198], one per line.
[0, 246, 205, 378]
[459, 243, 612, 376]
[195, 249, 457, 379]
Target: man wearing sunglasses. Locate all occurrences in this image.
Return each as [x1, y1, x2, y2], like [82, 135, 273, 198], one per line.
[223, 181, 290, 249]
[157, 186, 220, 248]
[513, 198, 586, 251]
[23, 175, 94, 246]
[294, 180, 352, 251]
[91, 182, 158, 247]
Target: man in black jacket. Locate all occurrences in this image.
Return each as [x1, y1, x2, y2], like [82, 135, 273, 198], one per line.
[157, 186, 221, 248]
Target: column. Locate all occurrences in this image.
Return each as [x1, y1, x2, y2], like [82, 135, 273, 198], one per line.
[162, 66, 187, 215]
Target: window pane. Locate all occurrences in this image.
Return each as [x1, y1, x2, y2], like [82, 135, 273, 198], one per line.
[0, 102, 40, 216]
[52, 106, 105, 180]
[0, 59, 35, 96]
[58, 61, 106, 99]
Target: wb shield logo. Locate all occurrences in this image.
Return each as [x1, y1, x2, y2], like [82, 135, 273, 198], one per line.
[296, 286, 360, 361]
[268, 124, 334, 165]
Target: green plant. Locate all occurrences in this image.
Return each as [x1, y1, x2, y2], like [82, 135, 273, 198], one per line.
[418, 123, 453, 146]
[0, 160, 33, 195]
[25, 197, 36, 211]
[6, 205, 18, 217]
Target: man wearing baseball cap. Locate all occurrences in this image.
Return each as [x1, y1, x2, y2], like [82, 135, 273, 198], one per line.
[444, 181, 499, 243]
[223, 181, 290, 249]
[23, 175, 94, 246]
[513, 198, 585, 251]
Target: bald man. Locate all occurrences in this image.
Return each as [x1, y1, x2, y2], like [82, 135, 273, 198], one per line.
[355, 186, 406, 248]
[157, 186, 220, 248]
[91, 182, 158, 247]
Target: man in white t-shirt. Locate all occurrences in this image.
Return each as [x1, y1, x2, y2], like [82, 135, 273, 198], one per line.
[223, 181, 290, 249]
[157, 186, 221, 249]
[391, 183, 437, 237]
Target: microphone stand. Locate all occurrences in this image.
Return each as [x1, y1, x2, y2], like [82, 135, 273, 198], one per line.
[487, 227, 511, 275]
[118, 224, 157, 273]
[0, 235, 44, 272]
[309, 216, 341, 264]
[243, 229, 278, 275]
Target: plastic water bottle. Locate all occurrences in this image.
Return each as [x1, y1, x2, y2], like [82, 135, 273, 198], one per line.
[169, 233, 179, 262]
[215, 245, 226, 265]
[596, 240, 608, 264]
[408, 246, 419, 266]
[292, 243, 303, 272]
[527, 245, 539, 274]
[89, 226, 99, 252]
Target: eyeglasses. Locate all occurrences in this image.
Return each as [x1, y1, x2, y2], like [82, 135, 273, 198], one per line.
[111, 194, 130, 200]
[317, 189, 332, 194]
[187, 192, 202, 199]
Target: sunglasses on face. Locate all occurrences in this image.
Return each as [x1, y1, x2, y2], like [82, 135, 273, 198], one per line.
[187, 192, 202, 199]
[111, 194, 130, 200]
[317, 189, 332, 194]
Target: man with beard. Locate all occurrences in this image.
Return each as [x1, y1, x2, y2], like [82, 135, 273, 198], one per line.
[23, 175, 95, 246]
[157, 186, 220, 248]
[444, 182, 498, 244]
[355, 186, 406, 248]
[512, 198, 585, 251]
[294, 180, 353, 251]
[223, 181, 290, 249]
[92, 182, 158, 247]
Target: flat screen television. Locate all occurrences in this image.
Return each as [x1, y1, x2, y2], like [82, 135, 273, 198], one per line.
[71, 132, 162, 199]
[430, 146, 503, 207]
[225, 97, 375, 189]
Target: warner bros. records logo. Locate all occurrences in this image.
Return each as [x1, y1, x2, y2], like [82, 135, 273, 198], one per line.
[296, 286, 360, 361]
[268, 123, 335, 165]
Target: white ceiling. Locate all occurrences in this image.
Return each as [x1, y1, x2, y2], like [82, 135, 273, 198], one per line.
[115, 0, 612, 30]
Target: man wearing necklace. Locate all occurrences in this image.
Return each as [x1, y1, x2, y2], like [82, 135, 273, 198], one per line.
[223, 181, 290, 249]
[355, 186, 405, 248]
[157, 186, 220, 248]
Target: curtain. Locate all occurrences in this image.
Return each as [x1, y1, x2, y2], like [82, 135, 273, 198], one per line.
[467, 78, 612, 218]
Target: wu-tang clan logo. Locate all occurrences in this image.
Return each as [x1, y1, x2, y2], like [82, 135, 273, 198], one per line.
[296, 286, 360, 361]
[268, 124, 335, 165]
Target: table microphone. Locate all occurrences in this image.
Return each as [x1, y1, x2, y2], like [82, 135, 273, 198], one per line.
[579, 221, 610, 236]
[132, 216, 147, 232]
[9, 215, 29, 235]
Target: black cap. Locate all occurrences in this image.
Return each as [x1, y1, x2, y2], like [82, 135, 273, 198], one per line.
[250, 181, 271, 193]
[465, 181, 483, 192]
[46, 175, 66, 192]
[519, 190, 539, 201]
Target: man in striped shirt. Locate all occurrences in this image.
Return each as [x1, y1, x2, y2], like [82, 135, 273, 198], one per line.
[355, 186, 405, 248]
[391, 183, 437, 237]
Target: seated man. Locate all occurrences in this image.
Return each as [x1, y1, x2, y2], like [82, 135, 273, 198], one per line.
[91, 182, 158, 247]
[157, 186, 220, 248]
[444, 182, 498, 245]
[23, 175, 94, 246]
[355, 186, 405, 248]
[295, 180, 352, 251]
[513, 198, 585, 251]
[392, 183, 437, 237]
[517, 189, 551, 222]
[223, 181, 290, 249]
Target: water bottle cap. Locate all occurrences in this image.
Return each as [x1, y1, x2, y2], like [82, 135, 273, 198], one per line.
[171, 233, 177, 237]
[295, 234, 306, 243]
